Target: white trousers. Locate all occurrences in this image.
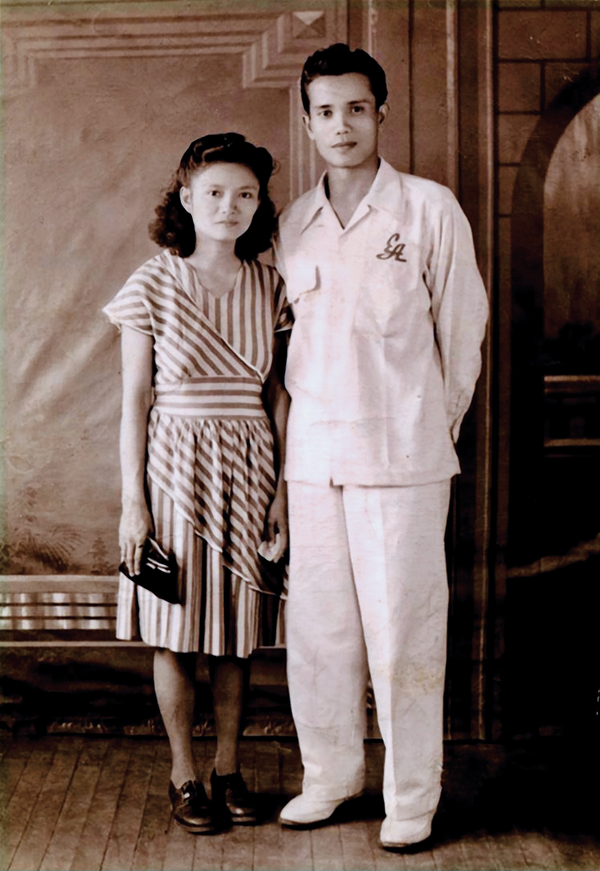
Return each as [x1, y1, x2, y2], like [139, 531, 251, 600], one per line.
[286, 479, 451, 823]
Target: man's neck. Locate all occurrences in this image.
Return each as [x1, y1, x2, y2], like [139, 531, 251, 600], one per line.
[325, 157, 380, 229]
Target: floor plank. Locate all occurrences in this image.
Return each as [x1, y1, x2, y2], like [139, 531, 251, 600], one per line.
[485, 829, 530, 871]
[311, 823, 344, 871]
[456, 830, 501, 871]
[400, 847, 437, 871]
[340, 820, 376, 871]
[515, 828, 564, 870]
[8, 737, 83, 871]
[0, 739, 58, 871]
[250, 820, 283, 871]
[162, 818, 197, 871]
[192, 830, 226, 871]
[69, 739, 132, 871]
[280, 825, 314, 871]
[0, 741, 35, 811]
[101, 739, 157, 871]
[1, 736, 600, 871]
[130, 747, 171, 871]
[40, 740, 110, 871]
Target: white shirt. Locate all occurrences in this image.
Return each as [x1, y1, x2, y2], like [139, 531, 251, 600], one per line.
[275, 159, 489, 487]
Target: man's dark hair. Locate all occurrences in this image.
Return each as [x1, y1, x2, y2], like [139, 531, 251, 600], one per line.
[150, 132, 277, 261]
[300, 43, 388, 113]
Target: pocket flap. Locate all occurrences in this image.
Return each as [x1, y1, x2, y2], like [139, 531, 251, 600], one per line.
[286, 261, 320, 304]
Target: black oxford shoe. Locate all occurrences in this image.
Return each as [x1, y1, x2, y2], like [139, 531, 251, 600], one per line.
[210, 769, 260, 826]
[168, 780, 215, 834]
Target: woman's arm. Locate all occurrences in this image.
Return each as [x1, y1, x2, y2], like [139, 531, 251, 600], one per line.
[119, 326, 155, 575]
[263, 332, 291, 560]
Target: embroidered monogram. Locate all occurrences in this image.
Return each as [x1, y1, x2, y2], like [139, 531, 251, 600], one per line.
[376, 233, 407, 262]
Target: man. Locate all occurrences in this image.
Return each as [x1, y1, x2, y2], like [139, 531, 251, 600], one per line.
[275, 43, 488, 850]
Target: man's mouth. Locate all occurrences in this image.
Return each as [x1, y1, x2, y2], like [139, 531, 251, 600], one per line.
[332, 142, 356, 149]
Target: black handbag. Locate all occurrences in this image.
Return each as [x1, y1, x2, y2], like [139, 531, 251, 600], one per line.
[119, 538, 179, 604]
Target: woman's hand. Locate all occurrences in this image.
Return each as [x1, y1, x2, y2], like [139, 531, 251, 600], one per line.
[119, 499, 154, 576]
[264, 485, 289, 563]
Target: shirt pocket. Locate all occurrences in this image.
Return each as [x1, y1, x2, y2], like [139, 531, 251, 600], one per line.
[353, 237, 429, 337]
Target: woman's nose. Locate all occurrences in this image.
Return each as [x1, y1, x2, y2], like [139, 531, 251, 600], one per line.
[221, 194, 237, 213]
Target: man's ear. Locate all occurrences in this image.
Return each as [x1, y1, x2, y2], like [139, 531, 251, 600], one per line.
[179, 186, 192, 214]
[302, 113, 315, 141]
[378, 102, 389, 125]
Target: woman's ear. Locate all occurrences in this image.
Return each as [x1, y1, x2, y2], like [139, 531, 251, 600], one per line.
[179, 186, 192, 214]
[378, 102, 389, 125]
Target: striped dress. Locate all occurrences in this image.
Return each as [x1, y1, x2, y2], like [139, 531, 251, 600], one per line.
[103, 250, 292, 657]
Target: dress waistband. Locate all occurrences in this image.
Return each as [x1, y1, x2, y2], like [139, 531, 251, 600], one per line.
[153, 377, 266, 419]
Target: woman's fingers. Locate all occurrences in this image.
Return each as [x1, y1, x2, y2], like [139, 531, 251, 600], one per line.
[264, 505, 289, 562]
[273, 522, 289, 561]
[119, 503, 153, 575]
[270, 534, 287, 563]
[132, 541, 145, 576]
[120, 534, 147, 576]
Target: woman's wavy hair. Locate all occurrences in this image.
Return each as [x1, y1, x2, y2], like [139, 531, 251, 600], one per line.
[150, 133, 277, 261]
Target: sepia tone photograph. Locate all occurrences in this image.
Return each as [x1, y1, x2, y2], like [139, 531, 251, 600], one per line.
[1, 0, 600, 868]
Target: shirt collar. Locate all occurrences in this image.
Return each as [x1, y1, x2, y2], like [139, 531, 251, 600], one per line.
[363, 158, 403, 216]
[300, 158, 402, 233]
[300, 174, 330, 233]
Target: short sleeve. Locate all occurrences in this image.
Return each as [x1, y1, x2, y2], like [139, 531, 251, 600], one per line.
[272, 271, 294, 333]
[102, 270, 154, 335]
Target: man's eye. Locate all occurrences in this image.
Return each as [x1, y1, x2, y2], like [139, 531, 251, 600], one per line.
[320, 110, 332, 117]
[240, 192, 255, 199]
[209, 190, 221, 196]
[351, 106, 364, 113]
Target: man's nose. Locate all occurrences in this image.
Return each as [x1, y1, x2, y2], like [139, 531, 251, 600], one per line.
[334, 111, 351, 133]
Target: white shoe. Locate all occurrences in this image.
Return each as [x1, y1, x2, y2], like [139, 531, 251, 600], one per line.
[279, 791, 361, 828]
[379, 814, 432, 850]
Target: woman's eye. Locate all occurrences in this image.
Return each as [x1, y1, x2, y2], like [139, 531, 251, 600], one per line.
[209, 190, 221, 197]
[240, 192, 255, 199]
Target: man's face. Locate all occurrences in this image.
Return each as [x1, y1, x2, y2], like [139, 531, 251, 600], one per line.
[303, 73, 387, 170]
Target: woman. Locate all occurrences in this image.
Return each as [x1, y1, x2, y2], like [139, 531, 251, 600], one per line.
[103, 133, 291, 834]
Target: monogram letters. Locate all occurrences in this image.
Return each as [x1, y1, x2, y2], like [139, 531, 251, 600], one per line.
[376, 233, 407, 262]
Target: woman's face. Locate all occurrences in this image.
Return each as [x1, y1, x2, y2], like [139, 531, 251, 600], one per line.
[180, 162, 260, 247]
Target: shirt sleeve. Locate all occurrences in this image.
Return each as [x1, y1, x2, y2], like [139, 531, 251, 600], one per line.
[427, 193, 489, 442]
[102, 269, 154, 335]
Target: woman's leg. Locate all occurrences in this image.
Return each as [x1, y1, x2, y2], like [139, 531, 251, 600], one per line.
[209, 654, 247, 774]
[209, 654, 259, 824]
[154, 647, 199, 787]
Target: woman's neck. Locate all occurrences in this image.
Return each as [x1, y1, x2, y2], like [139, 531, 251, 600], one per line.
[186, 238, 239, 273]
[185, 239, 241, 298]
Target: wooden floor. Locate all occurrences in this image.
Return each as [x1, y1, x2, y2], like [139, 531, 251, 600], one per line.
[1, 735, 600, 871]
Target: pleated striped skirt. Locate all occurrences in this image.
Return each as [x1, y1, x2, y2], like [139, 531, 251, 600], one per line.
[116, 479, 283, 657]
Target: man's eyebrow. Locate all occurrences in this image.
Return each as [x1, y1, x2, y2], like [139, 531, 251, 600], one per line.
[314, 99, 370, 109]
